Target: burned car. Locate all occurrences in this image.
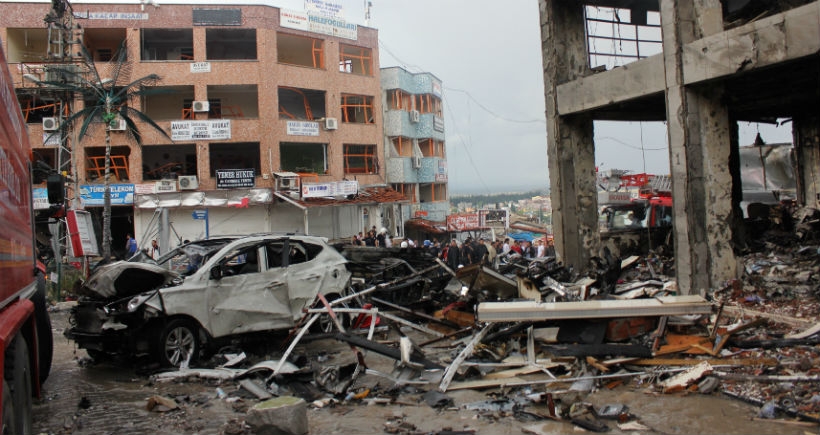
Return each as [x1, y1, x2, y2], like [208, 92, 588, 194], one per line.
[65, 234, 352, 367]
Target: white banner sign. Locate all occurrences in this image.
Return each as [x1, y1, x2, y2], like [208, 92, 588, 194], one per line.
[302, 180, 358, 198]
[191, 62, 211, 73]
[286, 121, 320, 136]
[280, 9, 357, 40]
[171, 120, 231, 141]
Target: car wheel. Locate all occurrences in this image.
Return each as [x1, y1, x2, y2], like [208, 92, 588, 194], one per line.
[313, 294, 349, 334]
[157, 319, 199, 368]
[4, 335, 32, 435]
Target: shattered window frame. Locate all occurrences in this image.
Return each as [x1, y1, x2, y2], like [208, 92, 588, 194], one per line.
[340, 93, 375, 124]
[277, 32, 325, 69]
[343, 144, 378, 175]
[338, 44, 373, 76]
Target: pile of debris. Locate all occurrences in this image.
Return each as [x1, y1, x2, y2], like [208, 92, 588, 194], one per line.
[138, 208, 820, 433]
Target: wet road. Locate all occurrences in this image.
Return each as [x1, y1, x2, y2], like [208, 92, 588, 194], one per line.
[35, 303, 817, 435]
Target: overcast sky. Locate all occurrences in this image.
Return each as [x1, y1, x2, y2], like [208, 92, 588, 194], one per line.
[17, 0, 794, 194]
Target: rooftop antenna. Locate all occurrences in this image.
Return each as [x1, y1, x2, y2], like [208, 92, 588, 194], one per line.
[364, 1, 372, 26]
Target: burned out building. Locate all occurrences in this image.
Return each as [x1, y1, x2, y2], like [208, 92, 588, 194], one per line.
[539, 1, 820, 294]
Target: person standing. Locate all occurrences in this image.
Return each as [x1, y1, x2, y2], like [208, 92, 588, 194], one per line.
[446, 239, 461, 270]
[125, 234, 138, 257]
[150, 239, 160, 260]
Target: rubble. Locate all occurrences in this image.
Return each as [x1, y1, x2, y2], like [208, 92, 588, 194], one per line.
[87, 208, 820, 431]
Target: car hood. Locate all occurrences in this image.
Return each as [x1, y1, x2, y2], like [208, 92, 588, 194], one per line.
[78, 261, 180, 299]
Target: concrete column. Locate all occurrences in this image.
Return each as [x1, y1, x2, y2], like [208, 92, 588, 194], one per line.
[540, 1, 599, 270]
[661, 0, 736, 295]
[794, 112, 820, 208]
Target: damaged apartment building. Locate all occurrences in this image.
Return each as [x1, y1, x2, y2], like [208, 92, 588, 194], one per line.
[0, 1, 450, 254]
[540, 0, 820, 295]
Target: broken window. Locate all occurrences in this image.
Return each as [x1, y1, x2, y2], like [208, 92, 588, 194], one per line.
[82, 28, 127, 62]
[142, 85, 194, 121]
[418, 183, 447, 203]
[141, 29, 194, 61]
[206, 84, 259, 119]
[418, 139, 446, 158]
[339, 44, 373, 76]
[279, 142, 328, 174]
[389, 136, 414, 157]
[340, 94, 374, 124]
[17, 93, 61, 123]
[85, 146, 131, 183]
[413, 94, 442, 116]
[208, 142, 261, 177]
[141, 144, 197, 181]
[277, 33, 324, 69]
[392, 183, 416, 202]
[387, 89, 412, 111]
[5, 28, 48, 62]
[344, 144, 378, 175]
[278, 86, 326, 120]
[206, 28, 257, 60]
[584, 6, 661, 70]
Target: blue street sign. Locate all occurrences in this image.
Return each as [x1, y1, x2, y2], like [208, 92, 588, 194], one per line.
[192, 210, 208, 220]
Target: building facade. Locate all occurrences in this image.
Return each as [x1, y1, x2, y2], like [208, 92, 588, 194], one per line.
[2, 1, 407, 256]
[380, 66, 449, 224]
[539, 1, 820, 294]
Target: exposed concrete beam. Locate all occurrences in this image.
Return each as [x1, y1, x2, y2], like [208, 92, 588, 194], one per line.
[557, 54, 665, 115]
[683, 3, 820, 86]
[556, 2, 819, 117]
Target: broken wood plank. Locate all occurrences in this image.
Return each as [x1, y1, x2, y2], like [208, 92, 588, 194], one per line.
[439, 324, 494, 392]
[784, 321, 820, 339]
[713, 372, 820, 383]
[721, 305, 814, 328]
[661, 361, 712, 393]
[586, 356, 610, 373]
[477, 295, 713, 322]
[483, 366, 543, 380]
[625, 357, 778, 366]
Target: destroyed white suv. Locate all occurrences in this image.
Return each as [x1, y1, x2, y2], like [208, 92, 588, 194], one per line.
[65, 234, 352, 367]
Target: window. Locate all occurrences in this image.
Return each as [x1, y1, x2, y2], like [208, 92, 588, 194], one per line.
[389, 137, 414, 157]
[86, 146, 131, 182]
[209, 142, 261, 177]
[340, 94, 374, 124]
[391, 183, 416, 202]
[142, 144, 197, 181]
[142, 85, 194, 121]
[344, 144, 378, 174]
[206, 28, 257, 60]
[414, 94, 442, 116]
[277, 33, 324, 69]
[278, 87, 326, 120]
[339, 44, 373, 76]
[17, 94, 61, 123]
[141, 29, 194, 61]
[280, 142, 328, 174]
[387, 90, 412, 111]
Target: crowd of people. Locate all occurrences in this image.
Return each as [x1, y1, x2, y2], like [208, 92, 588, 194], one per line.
[350, 226, 556, 271]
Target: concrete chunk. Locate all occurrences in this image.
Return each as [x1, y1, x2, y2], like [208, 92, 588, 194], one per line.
[245, 396, 308, 435]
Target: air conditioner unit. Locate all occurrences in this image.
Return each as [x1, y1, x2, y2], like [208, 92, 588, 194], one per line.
[192, 100, 209, 112]
[409, 110, 420, 123]
[42, 117, 58, 131]
[412, 155, 422, 169]
[324, 117, 338, 130]
[109, 118, 127, 131]
[178, 175, 199, 190]
[275, 175, 299, 191]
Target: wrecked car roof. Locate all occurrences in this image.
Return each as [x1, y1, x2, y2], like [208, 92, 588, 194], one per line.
[78, 261, 179, 299]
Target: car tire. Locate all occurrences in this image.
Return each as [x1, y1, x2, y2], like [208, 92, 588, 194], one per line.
[1, 382, 15, 435]
[33, 273, 53, 384]
[4, 335, 32, 435]
[312, 294, 349, 334]
[157, 319, 199, 368]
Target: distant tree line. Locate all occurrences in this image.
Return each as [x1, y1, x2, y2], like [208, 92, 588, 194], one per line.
[451, 189, 548, 210]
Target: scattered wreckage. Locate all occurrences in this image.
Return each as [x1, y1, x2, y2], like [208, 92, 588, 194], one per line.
[68, 208, 820, 432]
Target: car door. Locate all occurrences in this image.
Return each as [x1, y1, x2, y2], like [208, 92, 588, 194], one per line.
[284, 239, 327, 322]
[206, 241, 293, 338]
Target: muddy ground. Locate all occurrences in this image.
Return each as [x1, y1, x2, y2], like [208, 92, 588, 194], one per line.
[32, 304, 818, 435]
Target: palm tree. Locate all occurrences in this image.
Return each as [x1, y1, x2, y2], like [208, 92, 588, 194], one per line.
[44, 41, 170, 261]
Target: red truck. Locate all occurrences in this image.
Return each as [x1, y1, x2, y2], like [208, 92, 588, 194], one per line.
[0, 44, 54, 433]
